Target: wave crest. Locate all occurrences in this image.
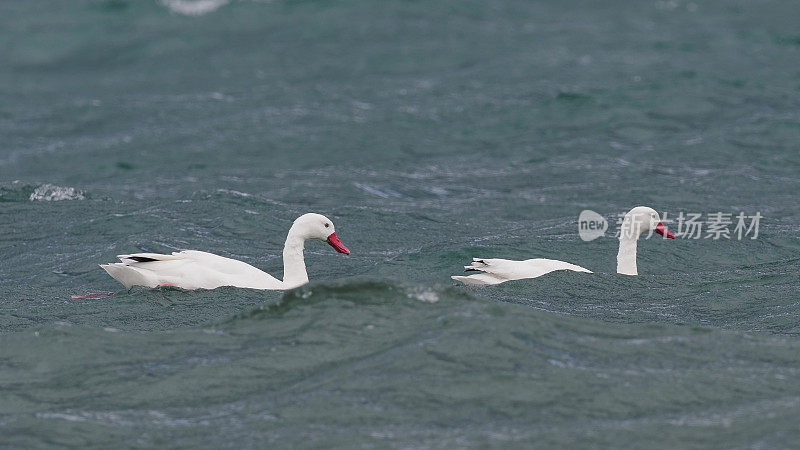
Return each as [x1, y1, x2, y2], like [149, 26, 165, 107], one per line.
[29, 184, 86, 201]
[160, 0, 230, 16]
[229, 279, 464, 322]
[0, 182, 87, 202]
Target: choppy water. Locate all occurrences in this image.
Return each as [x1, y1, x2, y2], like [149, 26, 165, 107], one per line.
[2, 0, 799, 447]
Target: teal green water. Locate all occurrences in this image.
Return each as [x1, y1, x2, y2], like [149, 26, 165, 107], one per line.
[2, 0, 799, 447]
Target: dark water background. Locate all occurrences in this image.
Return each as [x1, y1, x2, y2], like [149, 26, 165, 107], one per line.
[1, 0, 799, 447]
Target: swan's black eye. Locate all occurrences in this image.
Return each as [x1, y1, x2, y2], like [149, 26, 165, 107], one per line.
[324, 223, 330, 228]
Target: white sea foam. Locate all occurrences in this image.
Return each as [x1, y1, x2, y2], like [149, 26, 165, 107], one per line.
[216, 188, 252, 198]
[407, 287, 439, 303]
[353, 183, 403, 199]
[28, 184, 85, 201]
[161, 0, 230, 16]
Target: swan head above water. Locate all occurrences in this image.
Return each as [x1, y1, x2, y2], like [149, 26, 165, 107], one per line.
[617, 206, 675, 276]
[290, 213, 350, 254]
[620, 206, 676, 240]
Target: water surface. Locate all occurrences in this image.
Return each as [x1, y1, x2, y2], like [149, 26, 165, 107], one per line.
[1, 0, 799, 447]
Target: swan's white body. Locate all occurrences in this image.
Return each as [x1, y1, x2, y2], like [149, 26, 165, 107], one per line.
[451, 258, 592, 286]
[452, 206, 674, 285]
[101, 213, 349, 290]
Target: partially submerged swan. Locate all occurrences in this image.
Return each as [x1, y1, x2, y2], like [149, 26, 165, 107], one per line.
[452, 258, 592, 286]
[101, 213, 350, 290]
[452, 206, 675, 285]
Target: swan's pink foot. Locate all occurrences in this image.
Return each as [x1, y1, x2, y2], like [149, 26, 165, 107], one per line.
[159, 283, 174, 287]
[70, 292, 115, 299]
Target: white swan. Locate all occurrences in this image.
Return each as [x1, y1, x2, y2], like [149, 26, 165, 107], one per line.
[101, 213, 350, 290]
[452, 206, 674, 285]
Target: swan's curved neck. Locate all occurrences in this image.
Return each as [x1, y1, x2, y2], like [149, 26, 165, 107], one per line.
[617, 235, 638, 276]
[281, 226, 308, 289]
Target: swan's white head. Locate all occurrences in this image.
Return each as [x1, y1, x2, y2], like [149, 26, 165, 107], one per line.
[292, 213, 350, 254]
[620, 206, 675, 240]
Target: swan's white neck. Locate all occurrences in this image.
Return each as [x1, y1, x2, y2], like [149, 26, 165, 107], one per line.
[281, 226, 309, 289]
[617, 234, 639, 276]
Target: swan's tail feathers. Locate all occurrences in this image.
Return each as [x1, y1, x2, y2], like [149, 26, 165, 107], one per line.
[453, 258, 508, 285]
[451, 274, 506, 286]
[103, 252, 199, 289]
[463, 258, 491, 273]
[100, 263, 159, 289]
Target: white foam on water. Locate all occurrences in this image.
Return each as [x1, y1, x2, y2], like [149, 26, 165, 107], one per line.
[216, 188, 252, 198]
[407, 287, 439, 303]
[160, 0, 230, 16]
[36, 412, 89, 423]
[353, 182, 403, 199]
[28, 184, 85, 201]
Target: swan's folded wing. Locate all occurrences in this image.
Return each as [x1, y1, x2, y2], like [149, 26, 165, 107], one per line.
[117, 252, 184, 264]
[168, 250, 267, 276]
[118, 251, 249, 273]
[106, 250, 282, 290]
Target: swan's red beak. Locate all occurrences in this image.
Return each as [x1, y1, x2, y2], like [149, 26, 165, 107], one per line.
[654, 222, 675, 239]
[326, 232, 350, 254]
